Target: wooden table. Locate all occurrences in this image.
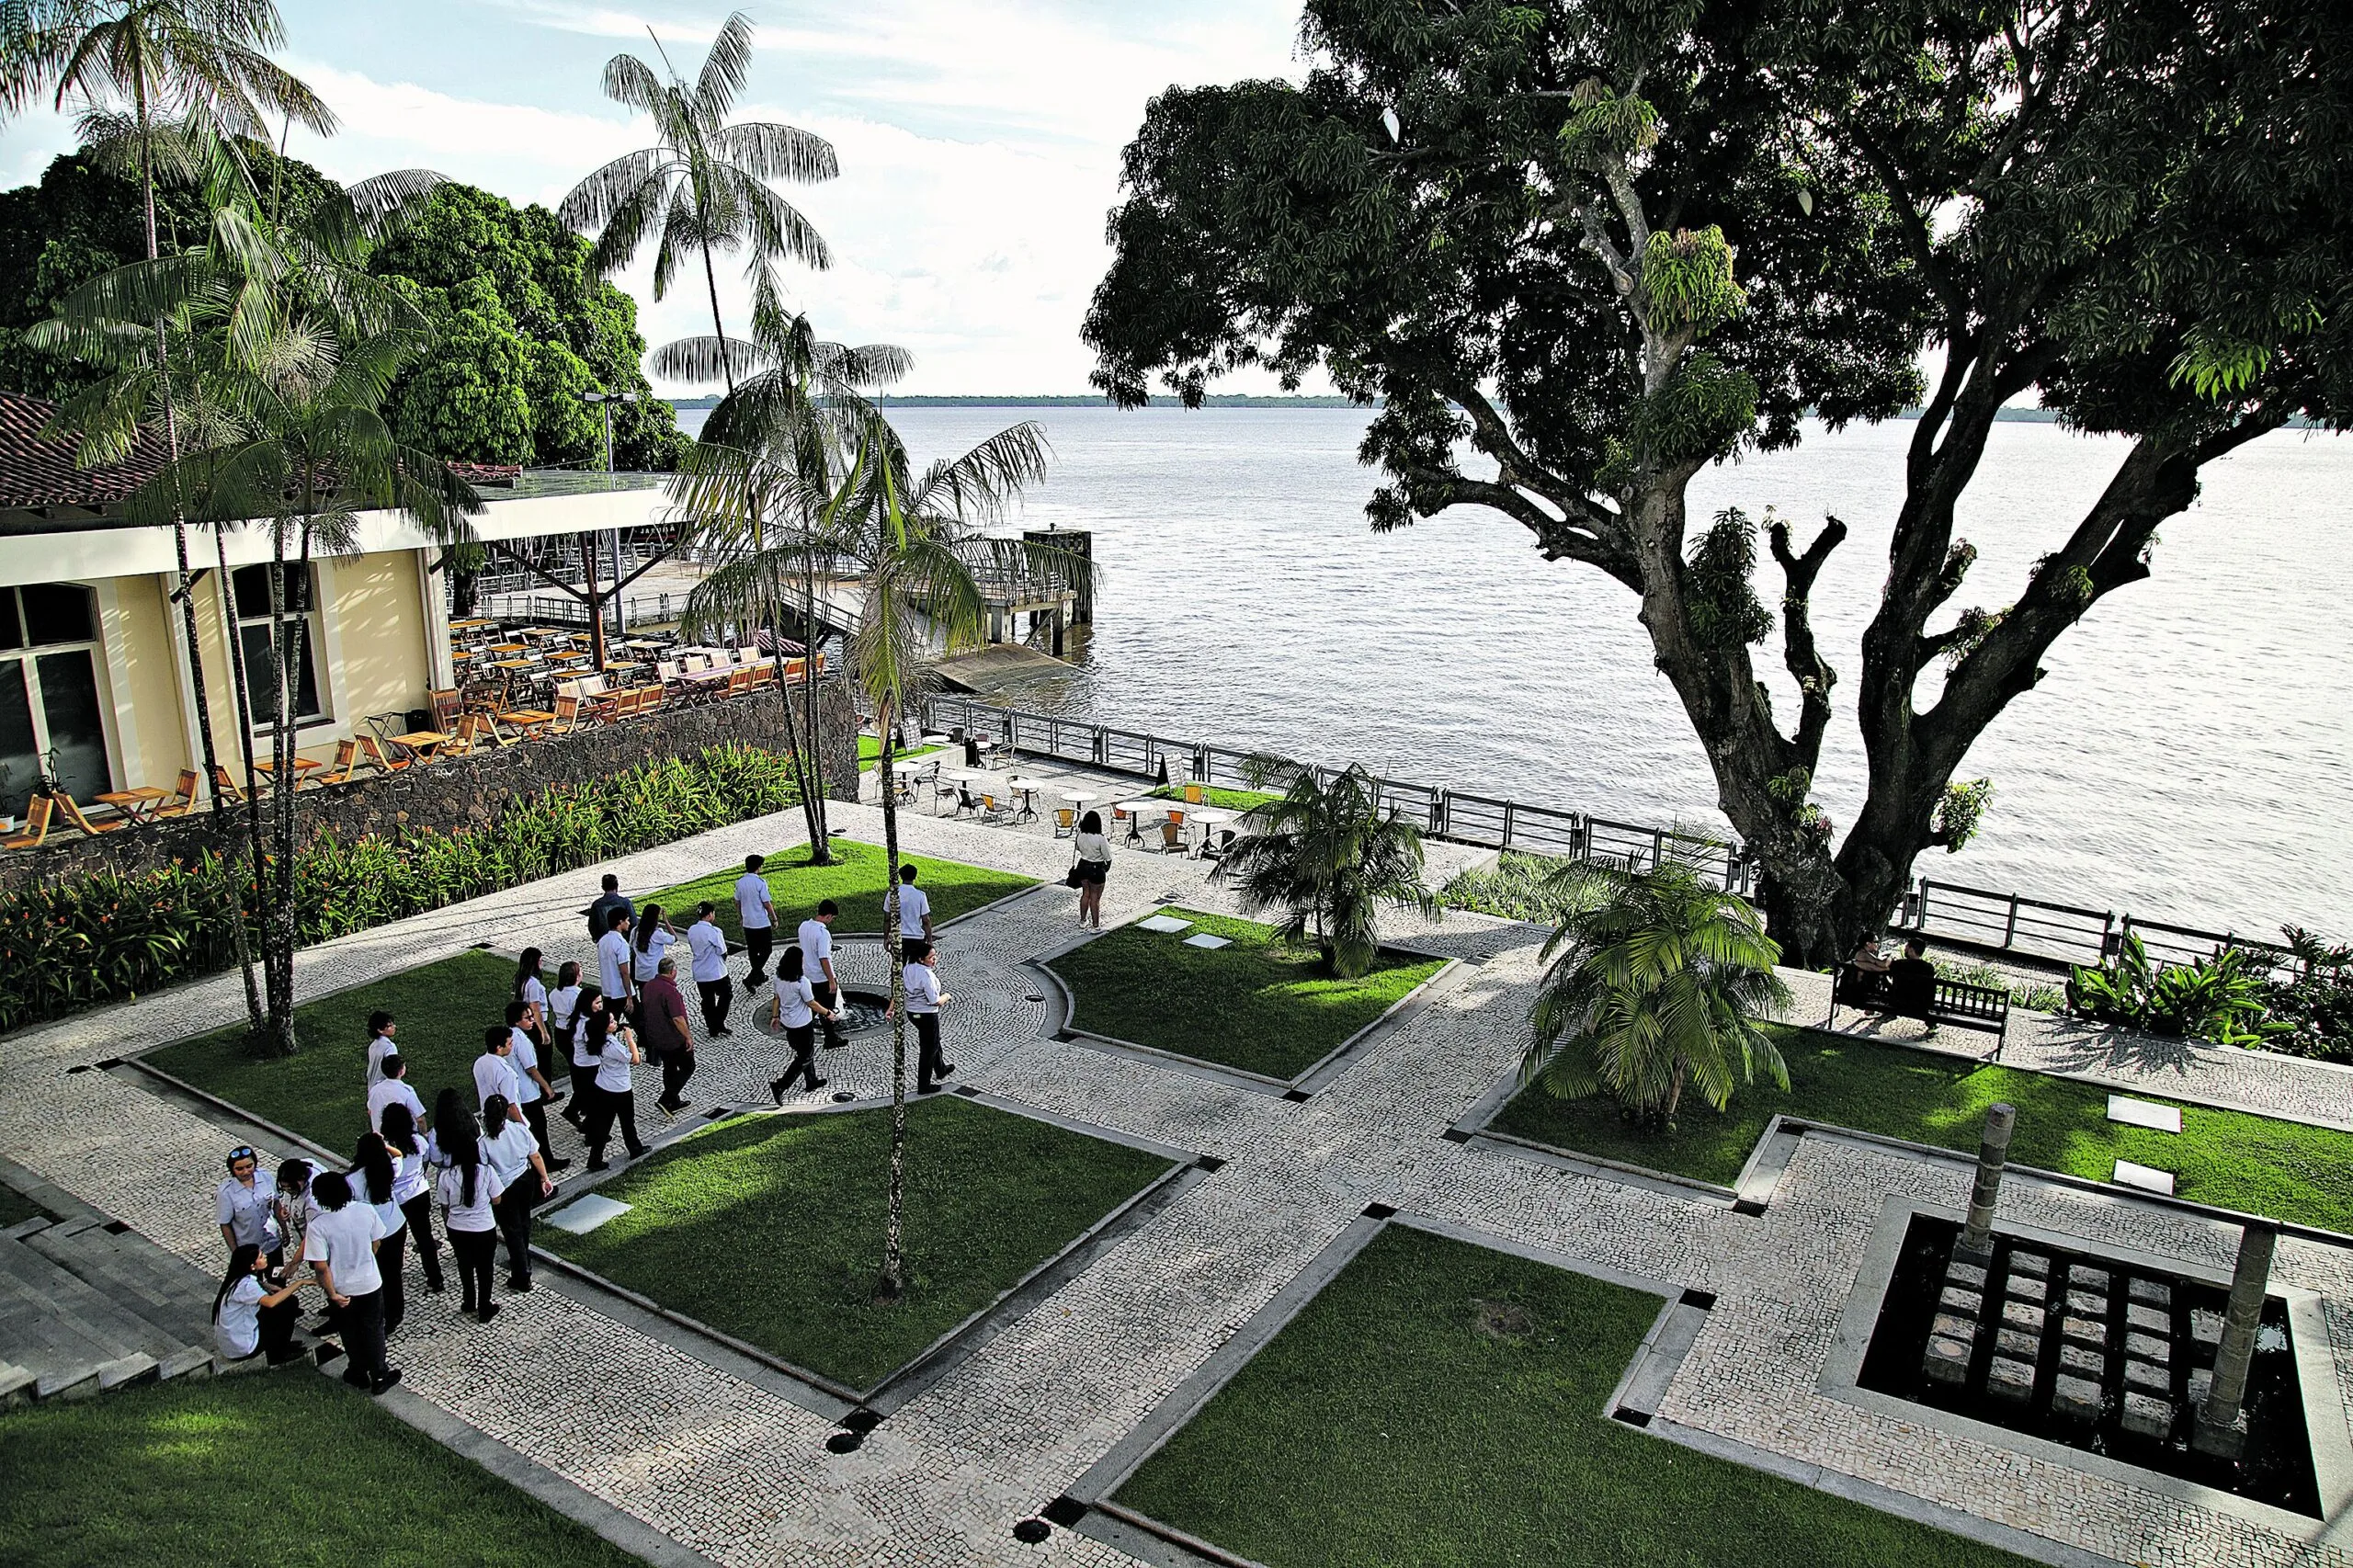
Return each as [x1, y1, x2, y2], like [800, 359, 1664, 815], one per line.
[449, 618, 494, 631]
[252, 756, 324, 787]
[96, 787, 170, 822]
[490, 642, 526, 654]
[389, 730, 450, 762]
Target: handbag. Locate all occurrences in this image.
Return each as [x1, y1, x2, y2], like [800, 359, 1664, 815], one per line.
[1064, 858, 1086, 889]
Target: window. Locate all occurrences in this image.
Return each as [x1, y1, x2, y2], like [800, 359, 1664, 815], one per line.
[230, 563, 323, 724]
[0, 584, 109, 818]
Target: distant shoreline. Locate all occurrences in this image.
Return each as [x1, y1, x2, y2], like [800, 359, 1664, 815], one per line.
[666, 395, 2067, 420]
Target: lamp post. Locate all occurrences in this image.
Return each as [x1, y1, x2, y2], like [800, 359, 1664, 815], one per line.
[581, 390, 640, 474]
[580, 390, 642, 648]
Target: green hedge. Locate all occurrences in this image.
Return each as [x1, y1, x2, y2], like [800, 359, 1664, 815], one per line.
[0, 744, 801, 1036]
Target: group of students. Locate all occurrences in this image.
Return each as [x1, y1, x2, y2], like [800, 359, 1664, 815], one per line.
[203, 851, 963, 1391]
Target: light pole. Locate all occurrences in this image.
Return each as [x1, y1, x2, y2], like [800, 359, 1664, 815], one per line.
[581, 391, 642, 646]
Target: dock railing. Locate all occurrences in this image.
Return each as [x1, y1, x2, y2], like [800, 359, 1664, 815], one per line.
[921, 694, 2300, 978]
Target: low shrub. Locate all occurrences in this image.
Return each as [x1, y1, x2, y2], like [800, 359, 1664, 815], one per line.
[0, 744, 801, 1035]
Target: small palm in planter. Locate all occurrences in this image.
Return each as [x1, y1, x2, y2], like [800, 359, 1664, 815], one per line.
[1212, 756, 1436, 978]
[1523, 858, 1791, 1128]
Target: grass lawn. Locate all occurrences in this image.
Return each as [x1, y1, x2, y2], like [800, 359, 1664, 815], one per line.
[539, 1095, 1172, 1390]
[142, 950, 546, 1153]
[1116, 1224, 2026, 1568]
[858, 735, 940, 766]
[652, 837, 1033, 941]
[0, 1372, 647, 1568]
[1150, 783, 1278, 810]
[1493, 1026, 2353, 1232]
[1047, 907, 1445, 1081]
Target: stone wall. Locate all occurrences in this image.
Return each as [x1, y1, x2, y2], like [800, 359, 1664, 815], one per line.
[3, 685, 860, 893]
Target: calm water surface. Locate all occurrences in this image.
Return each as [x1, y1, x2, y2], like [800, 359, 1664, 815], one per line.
[685, 403, 2353, 938]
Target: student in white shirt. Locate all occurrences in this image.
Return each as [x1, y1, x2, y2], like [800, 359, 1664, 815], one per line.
[1073, 812, 1113, 928]
[212, 1243, 313, 1365]
[597, 913, 637, 1011]
[473, 1028, 525, 1117]
[798, 900, 847, 1049]
[687, 903, 733, 1037]
[304, 1169, 397, 1394]
[347, 1131, 413, 1337]
[363, 1010, 399, 1086]
[512, 948, 551, 1049]
[765, 946, 835, 1103]
[434, 1113, 506, 1323]
[896, 937, 955, 1093]
[568, 987, 608, 1139]
[632, 902, 678, 986]
[503, 1000, 569, 1173]
[581, 1010, 646, 1172]
[893, 862, 934, 944]
[367, 1054, 426, 1135]
[215, 1145, 277, 1259]
[378, 1102, 444, 1299]
[734, 854, 778, 988]
[269, 1159, 315, 1282]
[482, 1093, 556, 1292]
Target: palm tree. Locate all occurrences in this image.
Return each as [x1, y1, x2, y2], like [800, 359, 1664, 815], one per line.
[1212, 757, 1437, 978]
[665, 268, 909, 858]
[3, 0, 330, 1028]
[558, 9, 834, 394]
[1521, 857, 1793, 1127]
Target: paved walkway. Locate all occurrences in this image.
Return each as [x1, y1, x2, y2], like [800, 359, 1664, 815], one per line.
[2, 790, 2347, 1568]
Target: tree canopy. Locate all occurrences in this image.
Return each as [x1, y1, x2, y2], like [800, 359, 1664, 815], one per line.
[1086, 0, 2352, 961]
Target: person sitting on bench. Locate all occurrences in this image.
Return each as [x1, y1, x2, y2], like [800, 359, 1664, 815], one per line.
[1886, 937, 1938, 1028]
[1844, 933, 1893, 1001]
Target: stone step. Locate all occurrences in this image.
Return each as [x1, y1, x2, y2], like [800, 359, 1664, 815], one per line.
[0, 1230, 208, 1400]
[23, 1220, 217, 1351]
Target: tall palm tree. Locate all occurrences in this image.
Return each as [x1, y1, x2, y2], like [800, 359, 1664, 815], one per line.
[3, 0, 330, 1028]
[1213, 757, 1437, 978]
[558, 9, 834, 394]
[666, 269, 910, 857]
[1521, 857, 1793, 1127]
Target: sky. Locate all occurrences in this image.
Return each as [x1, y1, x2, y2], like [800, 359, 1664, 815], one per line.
[0, 1, 1310, 394]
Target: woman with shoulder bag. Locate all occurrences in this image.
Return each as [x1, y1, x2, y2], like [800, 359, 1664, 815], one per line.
[1072, 810, 1112, 928]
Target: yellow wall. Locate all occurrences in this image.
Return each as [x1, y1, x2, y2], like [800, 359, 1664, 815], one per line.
[323, 552, 431, 732]
[102, 574, 191, 792]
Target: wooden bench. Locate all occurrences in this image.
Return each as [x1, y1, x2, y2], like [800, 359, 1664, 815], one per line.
[1827, 966, 2010, 1053]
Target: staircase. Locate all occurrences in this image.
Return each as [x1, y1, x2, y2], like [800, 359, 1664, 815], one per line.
[0, 1172, 281, 1405]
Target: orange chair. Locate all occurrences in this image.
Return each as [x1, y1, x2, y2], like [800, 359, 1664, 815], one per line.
[317, 739, 362, 787]
[209, 765, 249, 803]
[4, 796, 53, 849]
[150, 769, 203, 818]
[52, 793, 126, 837]
[358, 735, 411, 774]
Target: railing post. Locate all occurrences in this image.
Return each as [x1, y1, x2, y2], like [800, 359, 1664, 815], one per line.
[2003, 892, 2020, 949]
[2099, 911, 2118, 962]
[1501, 799, 1516, 850]
[1435, 790, 1449, 840]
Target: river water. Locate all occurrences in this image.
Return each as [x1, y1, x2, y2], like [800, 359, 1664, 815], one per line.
[678, 403, 2353, 940]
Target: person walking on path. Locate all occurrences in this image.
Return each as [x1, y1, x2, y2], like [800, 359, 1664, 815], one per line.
[434, 1112, 504, 1324]
[568, 986, 607, 1139]
[1073, 812, 1112, 929]
[348, 1131, 413, 1336]
[549, 960, 588, 1130]
[632, 903, 678, 993]
[482, 1093, 554, 1294]
[798, 901, 847, 1050]
[503, 1000, 569, 1172]
[735, 854, 778, 989]
[305, 1170, 398, 1394]
[767, 946, 835, 1102]
[587, 873, 632, 944]
[213, 1243, 313, 1366]
[380, 1103, 444, 1298]
[514, 948, 551, 1047]
[582, 1008, 646, 1172]
[899, 938, 955, 1093]
[216, 1145, 277, 1263]
[639, 956, 697, 1119]
[896, 863, 935, 946]
[598, 911, 638, 1017]
[367, 1053, 426, 1137]
[688, 903, 733, 1037]
[364, 1011, 399, 1087]
[473, 1027, 524, 1116]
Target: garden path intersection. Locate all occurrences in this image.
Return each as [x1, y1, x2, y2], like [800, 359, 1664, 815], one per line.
[3, 800, 2350, 1568]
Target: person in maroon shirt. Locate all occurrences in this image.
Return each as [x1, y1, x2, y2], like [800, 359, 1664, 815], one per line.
[639, 956, 697, 1119]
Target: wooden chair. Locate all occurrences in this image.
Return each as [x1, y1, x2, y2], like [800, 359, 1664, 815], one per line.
[1159, 818, 1184, 854]
[317, 739, 362, 787]
[725, 667, 753, 699]
[552, 694, 585, 734]
[429, 687, 464, 732]
[358, 735, 411, 774]
[53, 793, 125, 837]
[150, 769, 203, 818]
[4, 796, 53, 849]
[209, 765, 249, 803]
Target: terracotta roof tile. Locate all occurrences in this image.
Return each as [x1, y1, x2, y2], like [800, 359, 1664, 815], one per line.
[0, 390, 169, 510]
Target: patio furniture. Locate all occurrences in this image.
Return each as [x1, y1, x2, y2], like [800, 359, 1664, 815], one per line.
[317, 740, 363, 787]
[552, 694, 588, 734]
[148, 769, 203, 818]
[4, 796, 53, 849]
[209, 765, 248, 803]
[389, 729, 451, 764]
[1053, 806, 1075, 837]
[97, 785, 173, 822]
[498, 702, 557, 736]
[52, 792, 125, 837]
[1159, 818, 1184, 853]
[252, 756, 324, 790]
[429, 687, 465, 731]
[358, 734, 412, 774]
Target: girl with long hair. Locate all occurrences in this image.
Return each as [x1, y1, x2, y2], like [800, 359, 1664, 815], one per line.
[348, 1131, 412, 1336]
[213, 1242, 312, 1364]
[514, 947, 551, 1048]
[380, 1102, 444, 1297]
[481, 1094, 555, 1295]
[631, 903, 676, 987]
[434, 1111, 503, 1322]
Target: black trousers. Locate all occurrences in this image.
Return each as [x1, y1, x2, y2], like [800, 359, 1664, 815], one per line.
[255, 1295, 300, 1360]
[743, 925, 775, 984]
[915, 1011, 948, 1089]
[567, 1062, 601, 1128]
[378, 1221, 410, 1336]
[521, 1098, 556, 1164]
[494, 1182, 540, 1285]
[586, 1085, 643, 1164]
[334, 1286, 388, 1384]
[396, 1193, 442, 1290]
[818, 978, 847, 1047]
[448, 1226, 497, 1312]
[697, 976, 733, 1033]
[776, 1023, 820, 1092]
[658, 1048, 697, 1110]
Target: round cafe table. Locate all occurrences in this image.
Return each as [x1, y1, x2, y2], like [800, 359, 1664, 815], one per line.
[1185, 805, 1237, 857]
[1116, 800, 1165, 845]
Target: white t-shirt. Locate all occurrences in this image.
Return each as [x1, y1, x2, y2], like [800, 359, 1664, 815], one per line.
[596, 1033, 635, 1094]
[631, 927, 676, 981]
[508, 1028, 543, 1105]
[483, 1121, 539, 1189]
[348, 1165, 405, 1238]
[597, 929, 633, 998]
[364, 1034, 397, 1086]
[776, 976, 817, 1029]
[1074, 831, 1112, 864]
[904, 960, 943, 1014]
[366, 1077, 424, 1133]
[215, 1274, 267, 1360]
[548, 984, 584, 1035]
[895, 883, 931, 938]
[215, 1174, 277, 1250]
[734, 872, 775, 930]
[389, 1144, 429, 1205]
[436, 1162, 504, 1233]
[798, 918, 835, 974]
[572, 1012, 603, 1072]
[519, 975, 548, 1015]
[472, 1051, 523, 1112]
[304, 1201, 388, 1297]
[688, 921, 729, 983]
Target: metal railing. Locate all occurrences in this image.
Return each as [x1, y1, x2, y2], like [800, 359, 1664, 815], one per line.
[1901, 880, 2295, 976]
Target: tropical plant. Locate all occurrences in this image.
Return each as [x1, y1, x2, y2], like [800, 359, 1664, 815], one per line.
[2065, 934, 2289, 1049]
[2262, 926, 2353, 1063]
[1521, 857, 1792, 1127]
[1211, 756, 1437, 978]
[557, 8, 834, 393]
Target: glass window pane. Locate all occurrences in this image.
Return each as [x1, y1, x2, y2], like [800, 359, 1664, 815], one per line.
[34, 648, 109, 803]
[239, 619, 322, 722]
[0, 660, 36, 819]
[20, 584, 94, 646]
[233, 563, 309, 619]
[0, 590, 21, 651]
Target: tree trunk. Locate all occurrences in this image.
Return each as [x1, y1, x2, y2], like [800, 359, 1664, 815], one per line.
[767, 639, 825, 850]
[254, 516, 298, 1057]
[801, 562, 831, 852]
[701, 242, 735, 397]
[210, 519, 269, 1025]
[875, 695, 908, 1302]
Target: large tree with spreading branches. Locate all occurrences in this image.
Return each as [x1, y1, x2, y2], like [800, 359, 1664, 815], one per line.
[1084, 0, 2351, 964]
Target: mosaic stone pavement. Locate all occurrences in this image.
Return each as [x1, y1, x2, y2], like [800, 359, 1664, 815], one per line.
[2, 795, 2347, 1568]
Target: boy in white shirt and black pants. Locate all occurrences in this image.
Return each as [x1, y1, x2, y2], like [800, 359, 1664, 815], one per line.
[688, 902, 733, 1036]
[900, 939, 954, 1093]
[734, 854, 777, 989]
[304, 1169, 398, 1395]
[799, 900, 847, 1050]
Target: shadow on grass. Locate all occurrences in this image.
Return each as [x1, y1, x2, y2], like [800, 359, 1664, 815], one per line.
[652, 838, 1036, 942]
